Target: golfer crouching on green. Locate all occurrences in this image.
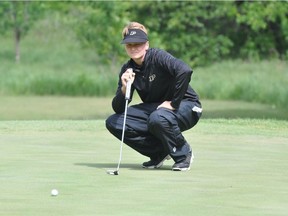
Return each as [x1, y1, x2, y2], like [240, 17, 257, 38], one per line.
[106, 22, 202, 171]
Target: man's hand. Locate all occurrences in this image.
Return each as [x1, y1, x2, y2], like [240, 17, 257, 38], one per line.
[157, 101, 175, 110]
[121, 68, 135, 95]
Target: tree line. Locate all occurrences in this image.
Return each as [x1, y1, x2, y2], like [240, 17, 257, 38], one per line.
[0, 1, 287, 66]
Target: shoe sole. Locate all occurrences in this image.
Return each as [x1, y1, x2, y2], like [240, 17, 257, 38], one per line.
[142, 155, 171, 169]
[172, 152, 194, 171]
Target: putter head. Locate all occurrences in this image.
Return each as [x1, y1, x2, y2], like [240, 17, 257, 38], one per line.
[106, 170, 119, 175]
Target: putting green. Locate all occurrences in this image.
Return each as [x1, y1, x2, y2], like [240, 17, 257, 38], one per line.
[0, 119, 287, 216]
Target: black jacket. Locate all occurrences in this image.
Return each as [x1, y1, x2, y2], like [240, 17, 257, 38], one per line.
[112, 48, 201, 114]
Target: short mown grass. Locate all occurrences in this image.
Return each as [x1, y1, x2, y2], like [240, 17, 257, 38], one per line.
[0, 96, 287, 121]
[0, 119, 287, 216]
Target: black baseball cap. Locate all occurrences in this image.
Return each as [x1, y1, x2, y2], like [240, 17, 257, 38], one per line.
[121, 29, 149, 44]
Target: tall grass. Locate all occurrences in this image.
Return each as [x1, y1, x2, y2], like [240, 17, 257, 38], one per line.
[0, 15, 287, 108]
[0, 17, 119, 96]
[1, 58, 119, 97]
[193, 60, 288, 108]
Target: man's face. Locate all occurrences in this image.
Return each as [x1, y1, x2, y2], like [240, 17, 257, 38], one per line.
[125, 42, 149, 60]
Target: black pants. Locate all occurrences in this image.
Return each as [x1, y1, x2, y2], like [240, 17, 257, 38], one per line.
[105, 100, 201, 163]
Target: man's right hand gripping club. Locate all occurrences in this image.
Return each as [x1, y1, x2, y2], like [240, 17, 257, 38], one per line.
[121, 68, 135, 97]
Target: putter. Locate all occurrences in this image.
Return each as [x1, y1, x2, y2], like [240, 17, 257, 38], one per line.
[107, 77, 132, 176]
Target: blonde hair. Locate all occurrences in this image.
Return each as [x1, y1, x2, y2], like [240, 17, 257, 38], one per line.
[122, 22, 148, 38]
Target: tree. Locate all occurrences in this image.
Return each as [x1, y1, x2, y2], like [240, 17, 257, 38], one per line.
[128, 1, 235, 66]
[70, 2, 130, 65]
[235, 1, 288, 60]
[0, 1, 45, 62]
[131, 1, 288, 65]
[57, 1, 288, 66]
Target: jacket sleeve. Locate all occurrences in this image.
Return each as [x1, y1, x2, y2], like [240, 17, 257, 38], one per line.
[111, 78, 126, 114]
[157, 50, 193, 109]
[111, 65, 134, 113]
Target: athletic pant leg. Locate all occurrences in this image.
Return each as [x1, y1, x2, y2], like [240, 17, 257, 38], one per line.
[106, 103, 165, 159]
[147, 100, 201, 162]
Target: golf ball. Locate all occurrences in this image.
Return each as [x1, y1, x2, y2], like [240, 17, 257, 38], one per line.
[51, 189, 58, 196]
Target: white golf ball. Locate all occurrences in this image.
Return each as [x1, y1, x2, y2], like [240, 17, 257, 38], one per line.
[51, 189, 58, 196]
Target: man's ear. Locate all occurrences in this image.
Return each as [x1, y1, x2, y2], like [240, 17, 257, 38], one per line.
[145, 41, 149, 50]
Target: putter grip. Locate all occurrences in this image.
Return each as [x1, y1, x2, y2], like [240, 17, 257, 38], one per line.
[125, 80, 132, 100]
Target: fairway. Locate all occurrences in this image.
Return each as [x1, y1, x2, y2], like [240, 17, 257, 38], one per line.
[1, 119, 287, 216]
[0, 96, 287, 120]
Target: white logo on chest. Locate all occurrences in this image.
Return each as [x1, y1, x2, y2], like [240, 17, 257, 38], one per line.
[149, 74, 156, 82]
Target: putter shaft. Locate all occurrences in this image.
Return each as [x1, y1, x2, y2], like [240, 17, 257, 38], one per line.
[107, 79, 132, 175]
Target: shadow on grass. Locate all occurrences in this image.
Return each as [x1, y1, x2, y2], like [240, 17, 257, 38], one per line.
[74, 163, 171, 171]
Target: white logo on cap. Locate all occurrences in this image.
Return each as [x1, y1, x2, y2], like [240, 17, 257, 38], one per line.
[130, 31, 136, 35]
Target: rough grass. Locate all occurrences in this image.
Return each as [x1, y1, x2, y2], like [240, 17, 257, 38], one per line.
[193, 60, 288, 108]
[0, 119, 287, 216]
[0, 16, 287, 108]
